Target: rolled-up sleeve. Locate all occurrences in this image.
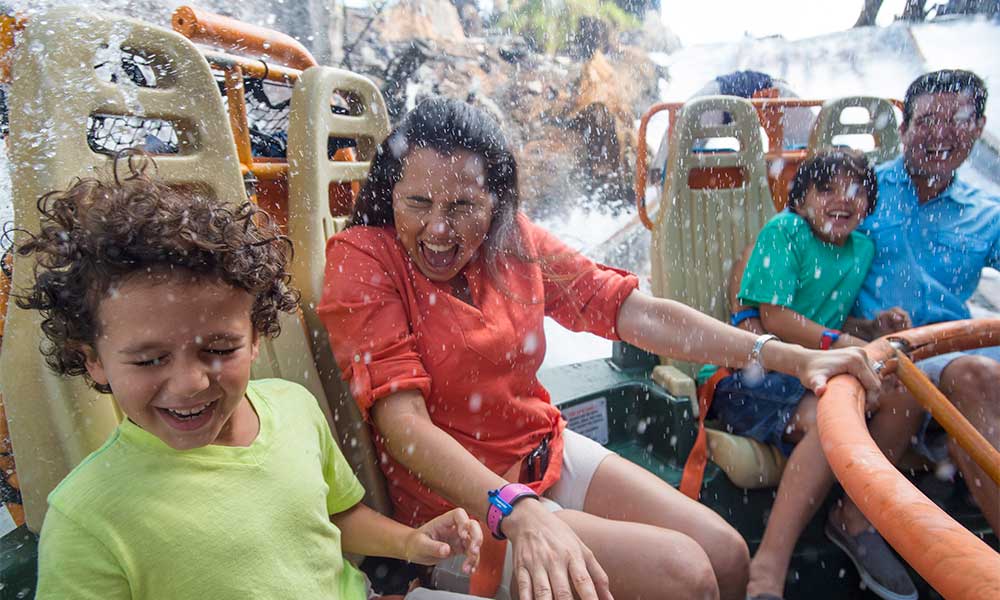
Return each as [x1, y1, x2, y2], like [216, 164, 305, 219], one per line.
[318, 231, 432, 421]
[526, 218, 639, 339]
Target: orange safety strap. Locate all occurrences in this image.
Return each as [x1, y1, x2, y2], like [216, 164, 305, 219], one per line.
[468, 530, 506, 597]
[679, 367, 732, 500]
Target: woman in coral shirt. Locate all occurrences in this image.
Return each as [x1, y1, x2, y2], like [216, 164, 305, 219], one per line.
[320, 98, 879, 600]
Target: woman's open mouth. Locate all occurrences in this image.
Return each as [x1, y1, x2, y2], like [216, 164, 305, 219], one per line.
[157, 400, 218, 431]
[419, 241, 460, 273]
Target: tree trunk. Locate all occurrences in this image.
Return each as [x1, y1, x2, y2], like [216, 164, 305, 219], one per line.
[854, 0, 885, 27]
[900, 0, 928, 21]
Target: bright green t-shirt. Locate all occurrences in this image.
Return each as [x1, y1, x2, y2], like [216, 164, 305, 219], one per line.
[36, 379, 368, 600]
[698, 211, 874, 383]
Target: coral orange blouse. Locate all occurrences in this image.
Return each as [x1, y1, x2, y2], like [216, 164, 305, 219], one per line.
[319, 214, 639, 526]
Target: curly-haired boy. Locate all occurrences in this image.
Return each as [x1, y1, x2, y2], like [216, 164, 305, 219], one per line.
[17, 152, 481, 600]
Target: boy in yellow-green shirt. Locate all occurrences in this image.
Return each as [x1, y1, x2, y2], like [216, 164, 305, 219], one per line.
[18, 153, 482, 600]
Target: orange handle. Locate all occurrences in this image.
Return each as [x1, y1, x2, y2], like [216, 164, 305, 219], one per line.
[634, 103, 676, 230]
[894, 348, 1000, 486]
[817, 320, 1000, 599]
[172, 6, 317, 71]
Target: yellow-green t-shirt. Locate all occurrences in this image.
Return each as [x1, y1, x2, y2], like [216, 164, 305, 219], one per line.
[36, 379, 368, 600]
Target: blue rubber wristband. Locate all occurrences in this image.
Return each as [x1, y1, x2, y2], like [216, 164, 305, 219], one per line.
[730, 308, 760, 327]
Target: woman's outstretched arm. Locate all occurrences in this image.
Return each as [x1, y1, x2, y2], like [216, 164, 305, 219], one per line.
[615, 290, 880, 398]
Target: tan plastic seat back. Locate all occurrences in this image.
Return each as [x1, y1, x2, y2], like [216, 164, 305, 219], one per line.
[0, 8, 326, 529]
[286, 66, 392, 514]
[809, 96, 901, 164]
[651, 96, 776, 377]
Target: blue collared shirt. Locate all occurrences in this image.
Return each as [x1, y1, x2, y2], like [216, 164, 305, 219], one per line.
[854, 156, 1000, 326]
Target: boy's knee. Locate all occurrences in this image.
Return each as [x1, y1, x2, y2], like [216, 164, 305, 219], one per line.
[940, 356, 1000, 408]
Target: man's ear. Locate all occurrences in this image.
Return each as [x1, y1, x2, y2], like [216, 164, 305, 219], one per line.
[82, 344, 109, 387]
[973, 116, 987, 139]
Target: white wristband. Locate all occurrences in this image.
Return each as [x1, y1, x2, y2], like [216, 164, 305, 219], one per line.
[748, 333, 779, 370]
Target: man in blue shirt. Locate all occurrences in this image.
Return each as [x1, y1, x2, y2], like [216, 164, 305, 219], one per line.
[848, 70, 1000, 538]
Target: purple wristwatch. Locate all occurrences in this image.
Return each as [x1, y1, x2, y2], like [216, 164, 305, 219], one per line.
[486, 483, 539, 539]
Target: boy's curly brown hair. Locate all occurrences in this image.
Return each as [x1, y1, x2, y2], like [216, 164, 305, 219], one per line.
[15, 151, 299, 393]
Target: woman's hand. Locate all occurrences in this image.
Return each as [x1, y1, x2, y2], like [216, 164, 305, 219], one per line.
[502, 499, 614, 600]
[405, 508, 482, 573]
[795, 346, 881, 409]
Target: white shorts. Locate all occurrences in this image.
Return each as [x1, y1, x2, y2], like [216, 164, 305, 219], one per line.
[431, 429, 613, 598]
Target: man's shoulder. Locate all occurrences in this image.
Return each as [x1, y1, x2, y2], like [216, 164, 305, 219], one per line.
[952, 176, 1000, 209]
[875, 155, 906, 182]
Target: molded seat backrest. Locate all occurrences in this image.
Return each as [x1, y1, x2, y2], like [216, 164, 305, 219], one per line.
[651, 96, 776, 377]
[809, 96, 901, 164]
[0, 8, 327, 530]
[286, 66, 392, 514]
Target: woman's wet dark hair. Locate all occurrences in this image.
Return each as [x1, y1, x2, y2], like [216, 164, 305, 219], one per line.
[350, 97, 523, 276]
[787, 149, 878, 217]
[15, 150, 299, 393]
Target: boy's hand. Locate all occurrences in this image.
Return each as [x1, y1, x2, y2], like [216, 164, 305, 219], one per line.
[873, 307, 911, 337]
[405, 508, 482, 573]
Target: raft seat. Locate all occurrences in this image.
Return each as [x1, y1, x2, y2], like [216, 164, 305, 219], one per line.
[285, 65, 393, 516]
[650, 96, 787, 490]
[809, 96, 901, 164]
[0, 8, 358, 535]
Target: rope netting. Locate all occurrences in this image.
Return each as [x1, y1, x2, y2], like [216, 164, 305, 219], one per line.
[84, 48, 295, 158]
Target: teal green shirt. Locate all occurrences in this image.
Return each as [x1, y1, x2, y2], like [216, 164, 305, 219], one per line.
[698, 211, 874, 383]
[740, 211, 874, 326]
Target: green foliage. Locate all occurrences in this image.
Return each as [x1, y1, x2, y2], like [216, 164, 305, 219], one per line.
[499, 0, 639, 54]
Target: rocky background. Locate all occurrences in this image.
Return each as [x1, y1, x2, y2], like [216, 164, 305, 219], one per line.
[9, 0, 678, 218]
[341, 0, 677, 216]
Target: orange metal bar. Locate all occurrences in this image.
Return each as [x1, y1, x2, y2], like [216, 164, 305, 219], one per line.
[818, 319, 1000, 600]
[636, 96, 902, 229]
[173, 6, 317, 72]
[223, 67, 255, 175]
[0, 251, 9, 343]
[895, 349, 1000, 486]
[202, 51, 300, 85]
[241, 162, 288, 181]
[635, 102, 677, 230]
[0, 13, 26, 84]
[753, 88, 785, 152]
[0, 396, 24, 527]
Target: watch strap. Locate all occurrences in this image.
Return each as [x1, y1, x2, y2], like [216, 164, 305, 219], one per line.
[487, 483, 538, 540]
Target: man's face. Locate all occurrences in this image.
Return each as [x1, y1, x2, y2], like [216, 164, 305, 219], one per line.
[900, 92, 985, 183]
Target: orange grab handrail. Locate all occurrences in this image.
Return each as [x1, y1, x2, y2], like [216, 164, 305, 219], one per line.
[818, 318, 1000, 599]
[202, 51, 300, 86]
[895, 348, 1000, 486]
[172, 6, 318, 72]
[635, 96, 904, 230]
